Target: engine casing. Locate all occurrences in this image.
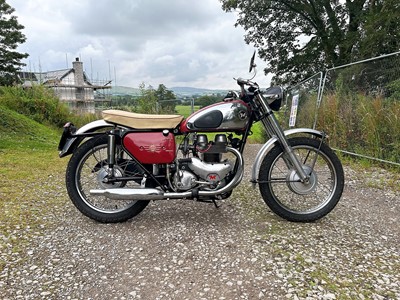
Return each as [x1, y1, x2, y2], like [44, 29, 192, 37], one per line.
[188, 157, 232, 182]
[173, 157, 233, 191]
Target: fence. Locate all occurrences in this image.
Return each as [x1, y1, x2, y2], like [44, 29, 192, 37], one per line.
[284, 72, 323, 130]
[286, 51, 400, 167]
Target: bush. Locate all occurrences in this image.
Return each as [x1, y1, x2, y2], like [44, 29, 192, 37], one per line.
[0, 85, 71, 127]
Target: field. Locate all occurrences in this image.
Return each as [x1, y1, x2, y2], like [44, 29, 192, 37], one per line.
[175, 104, 200, 117]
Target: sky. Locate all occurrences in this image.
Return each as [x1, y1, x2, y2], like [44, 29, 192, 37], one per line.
[7, 0, 271, 90]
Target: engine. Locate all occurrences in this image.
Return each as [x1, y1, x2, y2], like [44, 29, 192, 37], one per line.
[173, 134, 235, 191]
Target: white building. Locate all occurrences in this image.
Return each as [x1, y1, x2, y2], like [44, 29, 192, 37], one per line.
[18, 58, 111, 114]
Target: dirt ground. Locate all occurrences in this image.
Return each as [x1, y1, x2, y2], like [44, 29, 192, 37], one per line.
[1, 145, 399, 299]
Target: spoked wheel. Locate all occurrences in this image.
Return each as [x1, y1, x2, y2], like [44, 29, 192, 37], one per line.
[66, 135, 150, 223]
[258, 137, 344, 222]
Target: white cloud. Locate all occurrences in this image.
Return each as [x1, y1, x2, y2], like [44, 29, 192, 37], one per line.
[8, 0, 268, 90]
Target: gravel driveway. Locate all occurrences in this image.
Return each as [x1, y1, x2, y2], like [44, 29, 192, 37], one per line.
[1, 145, 399, 299]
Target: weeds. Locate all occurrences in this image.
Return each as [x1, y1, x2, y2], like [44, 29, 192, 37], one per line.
[316, 92, 400, 165]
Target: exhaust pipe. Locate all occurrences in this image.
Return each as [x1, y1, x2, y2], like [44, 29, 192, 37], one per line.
[90, 188, 166, 201]
[90, 188, 197, 201]
[90, 147, 244, 201]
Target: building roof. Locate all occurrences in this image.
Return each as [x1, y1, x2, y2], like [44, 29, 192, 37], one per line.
[17, 68, 111, 89]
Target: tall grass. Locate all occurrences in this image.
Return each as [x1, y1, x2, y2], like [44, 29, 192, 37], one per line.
[317, 93, 400, 163]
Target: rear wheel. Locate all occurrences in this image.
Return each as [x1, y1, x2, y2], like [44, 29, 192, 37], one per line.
[66, 135, 150, 223]
[258, 137, 344, 222]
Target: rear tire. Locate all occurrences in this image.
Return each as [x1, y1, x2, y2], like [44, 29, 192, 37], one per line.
[258, 137, 344, 222]
[66, 135, 150, 223]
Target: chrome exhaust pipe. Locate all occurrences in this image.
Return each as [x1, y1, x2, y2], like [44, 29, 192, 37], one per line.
[90, 147, 244, 201]
[90, 188, 194, 201]
[90, 188, 165, 200]
[90, 188, 199, 201]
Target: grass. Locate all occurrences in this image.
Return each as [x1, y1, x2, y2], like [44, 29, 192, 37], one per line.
[339, 154, 400, 192]
[317, 92, 400, 165]
[175, 105, 200, 117]
[0, 106, 67, 272]
[0, 106, 60, 150]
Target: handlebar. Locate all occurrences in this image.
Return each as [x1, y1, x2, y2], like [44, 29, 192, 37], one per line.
[236, 77, 259, 88]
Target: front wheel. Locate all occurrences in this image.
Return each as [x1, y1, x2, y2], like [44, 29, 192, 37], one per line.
[258, 137, 344, 222]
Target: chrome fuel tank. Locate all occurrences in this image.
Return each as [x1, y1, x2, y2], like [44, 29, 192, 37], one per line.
[180, 100, 250, 133]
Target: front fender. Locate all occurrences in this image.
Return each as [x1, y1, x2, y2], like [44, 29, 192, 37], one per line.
[59, 120, 113, 158]
[250, 128, 326, 187]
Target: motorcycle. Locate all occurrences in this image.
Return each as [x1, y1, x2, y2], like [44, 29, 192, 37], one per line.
[58, 52, 344, 223]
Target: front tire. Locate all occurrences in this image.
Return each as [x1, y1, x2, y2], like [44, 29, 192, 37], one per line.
[66, 135, 150, 223]
[258, 137, 344, 222]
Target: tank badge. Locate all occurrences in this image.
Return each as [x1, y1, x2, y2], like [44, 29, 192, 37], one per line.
[238, 110, 248, 120]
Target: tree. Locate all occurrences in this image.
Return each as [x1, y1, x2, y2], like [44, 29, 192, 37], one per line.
[137, 83, 158, 114]
[0, 0, 28, 86]
[136, 83, 177, 114]
[221, 0, 400, 85]
[359, 0, 400, 59]
[195, 95, 221, 108]
[155, 84, 177, 113]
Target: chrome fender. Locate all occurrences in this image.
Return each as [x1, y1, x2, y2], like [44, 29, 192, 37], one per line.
[250, 128, 326, 187]
[75, 120, 113, 134]
[59, 120, 114, 157]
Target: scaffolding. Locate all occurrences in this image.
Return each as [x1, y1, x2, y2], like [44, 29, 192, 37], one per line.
[18, 59, 112, 114]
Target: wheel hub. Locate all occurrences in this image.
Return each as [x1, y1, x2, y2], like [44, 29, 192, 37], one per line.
[286, 166, 318, 195]
[97, 166, 124, 189]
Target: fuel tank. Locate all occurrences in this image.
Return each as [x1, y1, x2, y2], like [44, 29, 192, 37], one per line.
[180, 100, 250, 133]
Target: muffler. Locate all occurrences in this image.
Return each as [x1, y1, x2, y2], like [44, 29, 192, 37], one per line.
[90, 188, 194, 201]
[90, 188, 166, 200]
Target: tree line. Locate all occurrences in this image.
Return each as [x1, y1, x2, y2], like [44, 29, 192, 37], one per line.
[109, 84, 225, 114]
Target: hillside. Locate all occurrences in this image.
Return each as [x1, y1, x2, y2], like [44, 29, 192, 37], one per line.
[170, 86, 229, 97]
[109, 86, 141, 96]
[109, 85, 229, 97]
[0, 105, 60, 150]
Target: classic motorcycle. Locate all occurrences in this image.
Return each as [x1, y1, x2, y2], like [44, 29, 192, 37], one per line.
[58, 53, 344, 223]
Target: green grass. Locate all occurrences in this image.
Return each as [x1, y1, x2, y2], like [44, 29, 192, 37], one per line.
[0, 105, 61, 150]
[317, 93, 400, 164]
[175, 105, 200, 117]
[0, 106, 67, 272]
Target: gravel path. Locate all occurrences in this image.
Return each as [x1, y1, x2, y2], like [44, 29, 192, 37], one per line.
[1, 145, 399, 299]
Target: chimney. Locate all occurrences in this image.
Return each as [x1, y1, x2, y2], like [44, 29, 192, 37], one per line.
[72, 57, 84, 86]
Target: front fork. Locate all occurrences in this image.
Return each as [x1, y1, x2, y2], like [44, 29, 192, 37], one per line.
[257, 96, 309, 182]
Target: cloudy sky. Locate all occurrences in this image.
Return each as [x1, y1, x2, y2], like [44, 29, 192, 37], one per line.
[8, 0, 270, 90]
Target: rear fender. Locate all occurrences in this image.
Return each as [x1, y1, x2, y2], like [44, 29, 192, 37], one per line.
[250, 128, 326, 187]
[59, 120, 113, 158]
